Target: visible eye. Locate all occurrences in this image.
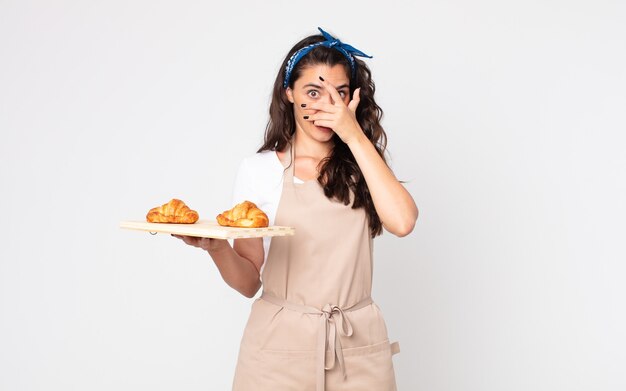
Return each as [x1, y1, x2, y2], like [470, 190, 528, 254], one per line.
[338, 90, 347, 98]
[307, 90, 320, 98]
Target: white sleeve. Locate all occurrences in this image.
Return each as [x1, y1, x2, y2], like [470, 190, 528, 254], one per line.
[232, 157, 258, 206]
[230, 152, 285, 271]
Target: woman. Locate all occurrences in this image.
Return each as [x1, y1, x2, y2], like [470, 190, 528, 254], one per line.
[174, 28, 418, 391]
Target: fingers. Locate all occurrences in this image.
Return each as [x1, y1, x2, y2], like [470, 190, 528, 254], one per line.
[303, 112, 335, 123]
[302, 112, 334, 127]
[318, 76, 344, 106]
[172, 234, 200, 247]
[305, 102, 336, 113]
[310, 119, 334, 128]
[316, 76, 360, 114]
[171, 234, 227, 252]
[347, 87, 361, 112]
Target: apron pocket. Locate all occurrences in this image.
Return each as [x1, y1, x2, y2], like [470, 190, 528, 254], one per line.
[260, 347, 317, 359]
[342, 339, 397, 357]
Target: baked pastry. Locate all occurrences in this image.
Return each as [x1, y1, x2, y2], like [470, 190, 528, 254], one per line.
[146, 199, 199, 224]
[216, 201, 269, 228]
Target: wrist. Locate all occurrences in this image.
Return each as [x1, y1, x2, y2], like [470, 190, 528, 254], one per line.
[206, 239, 230, 254]
[346, 130, 368, 148]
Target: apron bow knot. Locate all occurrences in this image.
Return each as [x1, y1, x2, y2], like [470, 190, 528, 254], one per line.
[321, 304, 354, 375]
[261, 293, 372, 391]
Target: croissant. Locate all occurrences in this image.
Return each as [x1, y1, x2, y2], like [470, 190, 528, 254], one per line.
[146, 198, 199, 224]
[216, 201, 269, 228]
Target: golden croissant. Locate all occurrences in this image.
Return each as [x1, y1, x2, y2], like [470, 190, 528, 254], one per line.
[146, 199, 199, 224]
[216, 201, 269, 228]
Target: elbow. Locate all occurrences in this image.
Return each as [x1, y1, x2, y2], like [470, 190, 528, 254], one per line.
[241, 290, 256, 299]
[391, 208, 418, 238]
[394, 220, 415, 237]
[238, 280, 261, 298]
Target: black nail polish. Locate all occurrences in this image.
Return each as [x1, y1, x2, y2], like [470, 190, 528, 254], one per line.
[319, 76, 325, 81]
[301, 103, 306, 107]
[303, 115, 309, 119]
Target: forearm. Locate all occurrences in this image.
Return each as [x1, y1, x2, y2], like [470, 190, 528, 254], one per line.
[347, 133, 418, 236]
[207, 243, 261, 298]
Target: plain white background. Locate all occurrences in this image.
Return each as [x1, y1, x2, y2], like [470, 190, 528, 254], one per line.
[1, 0, 625, 390]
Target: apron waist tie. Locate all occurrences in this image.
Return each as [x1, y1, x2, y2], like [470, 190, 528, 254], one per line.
[260, 292, 373, 391]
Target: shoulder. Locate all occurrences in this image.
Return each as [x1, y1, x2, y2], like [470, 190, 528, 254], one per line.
[233, 150, 284, 201]
[240, 150, 279, 167]
[237, 150, 283, 177]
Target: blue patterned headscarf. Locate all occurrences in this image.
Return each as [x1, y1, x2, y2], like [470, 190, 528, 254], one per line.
[283, 27, 373, 88]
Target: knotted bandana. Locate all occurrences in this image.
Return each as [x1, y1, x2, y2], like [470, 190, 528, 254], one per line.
[283, 27, 373, 88]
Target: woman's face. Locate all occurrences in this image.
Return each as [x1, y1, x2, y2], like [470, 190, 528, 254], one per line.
[286, 63, 351, 144]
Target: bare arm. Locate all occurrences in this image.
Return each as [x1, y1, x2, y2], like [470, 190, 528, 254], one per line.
[307, 79, 418, 237]
[346, 134, 418, 236]
[172, 235, 264, 298]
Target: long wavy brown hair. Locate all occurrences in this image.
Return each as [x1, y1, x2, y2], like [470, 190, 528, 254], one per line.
[258, 32, 388, 237]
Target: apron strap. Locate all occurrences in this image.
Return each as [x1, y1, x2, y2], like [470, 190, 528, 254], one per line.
[280, 141, 296, 183]
[260, 292, 373, 391]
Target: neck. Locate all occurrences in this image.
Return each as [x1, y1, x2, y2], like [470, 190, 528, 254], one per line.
[293, 129, 333, 160]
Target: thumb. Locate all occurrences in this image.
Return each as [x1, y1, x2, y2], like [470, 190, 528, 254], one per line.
[348, 88, 361, 112]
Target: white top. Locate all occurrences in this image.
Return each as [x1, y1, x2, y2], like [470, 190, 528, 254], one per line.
[231, 150, 304, 263]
